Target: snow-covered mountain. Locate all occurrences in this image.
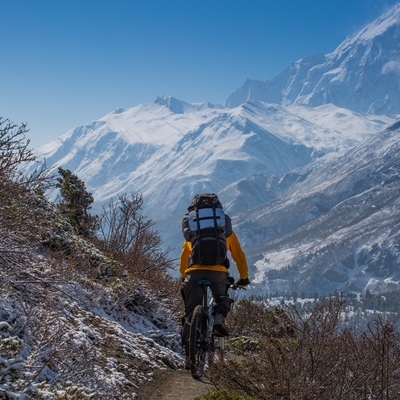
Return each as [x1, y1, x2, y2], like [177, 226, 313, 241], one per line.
[37, 98, 394, 261]
[226, 3, 400, 115]
[39, 98, 314, 214]
[238, 119, 400, 296]
[35, 4, 400, 294]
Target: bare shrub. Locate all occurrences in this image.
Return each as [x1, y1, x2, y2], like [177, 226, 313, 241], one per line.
[0, 118, 52, 247]
[227, 298, 294, 340]
[0, 118, 34, 181]
[211, 297, 400, 399]
[25, 309, 101, 392]
[96, 192, 175, 291]
[0, 118, 50, 193]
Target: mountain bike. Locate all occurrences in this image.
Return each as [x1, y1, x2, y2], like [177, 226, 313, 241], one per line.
[188, 279, 237, 380]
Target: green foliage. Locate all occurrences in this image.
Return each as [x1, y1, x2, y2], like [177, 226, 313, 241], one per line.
[56, 167, 98, 237]
[226, 336, 259, 353]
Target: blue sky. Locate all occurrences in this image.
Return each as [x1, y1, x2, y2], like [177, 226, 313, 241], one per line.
[1, 0, 399, 148]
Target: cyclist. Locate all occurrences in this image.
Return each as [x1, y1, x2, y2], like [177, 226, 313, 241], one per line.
[180, 193, 250, 368]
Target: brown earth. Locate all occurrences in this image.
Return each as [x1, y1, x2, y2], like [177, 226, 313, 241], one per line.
[136, 367, 215, 400]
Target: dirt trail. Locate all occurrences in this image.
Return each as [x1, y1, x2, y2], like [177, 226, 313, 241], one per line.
[137, 367, 215, 400]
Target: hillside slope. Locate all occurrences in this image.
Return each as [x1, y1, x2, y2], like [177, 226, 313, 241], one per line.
[237, 120, 400, 295]
[0, 192, 183, 398]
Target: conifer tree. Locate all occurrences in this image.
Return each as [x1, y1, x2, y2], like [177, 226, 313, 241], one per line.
[56, 167, 97, 237]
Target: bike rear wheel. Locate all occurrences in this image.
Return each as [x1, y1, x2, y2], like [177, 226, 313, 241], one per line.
[189, 305, 208, 379]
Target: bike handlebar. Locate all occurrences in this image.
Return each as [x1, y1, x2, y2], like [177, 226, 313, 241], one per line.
[194, 279, 247, 290]
[229, 284, 247, 290]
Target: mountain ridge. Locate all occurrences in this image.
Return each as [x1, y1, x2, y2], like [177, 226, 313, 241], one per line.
[37, 98, 393, 218]
[226, 3, 400, 115]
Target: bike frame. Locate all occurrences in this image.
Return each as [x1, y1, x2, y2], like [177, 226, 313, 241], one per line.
[200, 281, 226, 362]
[198, 279, 215, 345]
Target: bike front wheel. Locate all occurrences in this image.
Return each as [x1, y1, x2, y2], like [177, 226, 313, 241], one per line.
[189, 305, 208, 379]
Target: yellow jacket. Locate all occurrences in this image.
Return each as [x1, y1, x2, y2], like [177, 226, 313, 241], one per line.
[180, 231, 249, 279]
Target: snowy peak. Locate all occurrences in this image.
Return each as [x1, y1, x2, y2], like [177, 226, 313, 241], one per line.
[331, 3, 400, 62]
[154, 95, 223, 114]
[226, 3, 400, 115]
[154, 95, 187, 114]
[350, 3, 400, 42]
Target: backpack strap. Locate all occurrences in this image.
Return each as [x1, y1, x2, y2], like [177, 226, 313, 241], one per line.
[194, 207, 203, 263]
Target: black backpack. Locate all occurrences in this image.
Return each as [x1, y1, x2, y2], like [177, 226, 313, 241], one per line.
[182, 193, 232, 266]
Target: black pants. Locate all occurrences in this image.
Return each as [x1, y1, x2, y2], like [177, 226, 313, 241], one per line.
[181, 270, 233, 355]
